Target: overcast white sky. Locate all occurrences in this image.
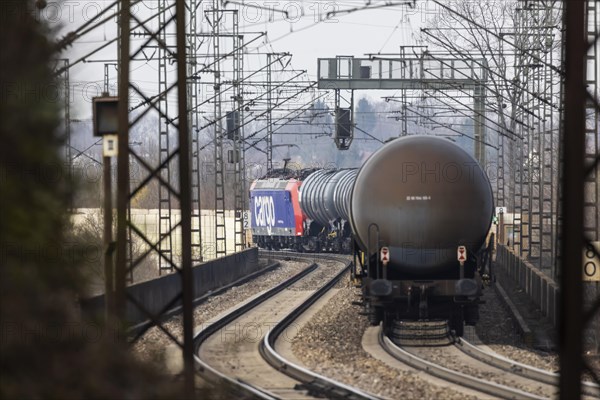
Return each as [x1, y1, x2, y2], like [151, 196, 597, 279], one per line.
[38, 0, 443, 118]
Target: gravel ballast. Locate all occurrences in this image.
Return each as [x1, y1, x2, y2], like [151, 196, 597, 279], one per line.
[474, 283, 559, 372]
[290, 280, 574, 398]
[131, 253, 595, 394]
[291, 287, 477, 400]
[132, 259, 314, 366]
[476, 283, 600, 382]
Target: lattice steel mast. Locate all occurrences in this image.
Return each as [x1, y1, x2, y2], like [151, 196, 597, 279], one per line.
[210, 0, 227, 258]
[115, 0, 195, 395]
[189, 0, 203, 263]
[157, 0, 174, 274]
[232, 14, 246, 252]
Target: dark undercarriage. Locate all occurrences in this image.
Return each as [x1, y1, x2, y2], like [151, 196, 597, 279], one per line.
[252, 233, 352, 253]
[354, 240, 493, 337]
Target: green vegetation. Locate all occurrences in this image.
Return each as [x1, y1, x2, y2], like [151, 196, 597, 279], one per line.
[0, 2, 190, 398]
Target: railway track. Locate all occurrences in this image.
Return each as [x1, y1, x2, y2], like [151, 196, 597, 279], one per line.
[194, 253, 381, 399]
[455, 334, 600, 399]
[379, 321, 600, 400]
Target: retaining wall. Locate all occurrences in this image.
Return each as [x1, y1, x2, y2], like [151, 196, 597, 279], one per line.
[81, 247, 261, 325]
[496, 244, 559, 327]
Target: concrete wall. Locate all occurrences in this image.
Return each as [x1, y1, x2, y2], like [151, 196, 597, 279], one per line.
[496, 245, 600, 352]
[72, 208, 253, 263]
[496, 244, 560, 327]
[81, 247, 261, 325]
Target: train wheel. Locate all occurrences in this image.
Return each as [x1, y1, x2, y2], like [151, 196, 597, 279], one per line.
[450, 310, 464, 337]
[368, 305, 383, 326]
[341, 240, 352, 254]
[302, 238, 317, 253]
[451, 319, 464, 337]
[332, 241, 341, 253]
[382, 311, 394, 334]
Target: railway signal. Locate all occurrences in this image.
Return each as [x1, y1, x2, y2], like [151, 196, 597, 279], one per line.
[92, 95, 120, 321]
[93, 96, 119, 157]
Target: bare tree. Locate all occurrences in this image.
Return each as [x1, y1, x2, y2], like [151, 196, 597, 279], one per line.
[419, 0, 562, 217]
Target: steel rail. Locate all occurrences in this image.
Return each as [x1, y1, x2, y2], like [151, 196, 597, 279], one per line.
[194, 253, 375, 399]
[193, 262, 317, 399]
[259, 254, 382, 400]
[379, 329, 548, 400]
[455, 337, 600, 398]
[127, 260, 282, 336]
[258, 249, 348, 262]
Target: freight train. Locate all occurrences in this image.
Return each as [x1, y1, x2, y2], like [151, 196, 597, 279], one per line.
[249, 168, 355, 253]
[249, 135, 494, 335]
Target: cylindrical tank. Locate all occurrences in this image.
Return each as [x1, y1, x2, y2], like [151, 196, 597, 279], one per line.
[349, 135, 493, 273]
[332, 169, 357, 221]
[299, 169, 357, 226]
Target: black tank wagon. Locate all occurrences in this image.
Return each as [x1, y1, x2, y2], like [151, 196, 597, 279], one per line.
[348, 135, 494, 335]
[249, 135, 494, 335]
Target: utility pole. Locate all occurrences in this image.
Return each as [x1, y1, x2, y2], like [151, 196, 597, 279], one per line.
[102, 66, 115, 320]
[267, 53, 273, 172]
[232, 11, 246, 252]
[210, 0, 227, 259]
[103, 127, 114, 321]
[115, 1, 196, 395]
[115, 0, 130, 327]
[158, 0, 174, 275]
[558, 0, 586, 398]
[175, 0, 195, 394]
[189, 0, 203, 264]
